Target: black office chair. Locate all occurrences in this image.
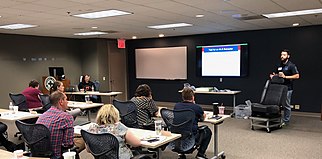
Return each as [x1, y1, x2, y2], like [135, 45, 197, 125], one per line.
[81, 130, 151, 159]
[250, 77, 288, 133]
[9, 93, 28, 111]
[161, 108, 205, 159]
[113, 99, 140, 128]
[39, 94, 51, 112]
[15, 120, 53, 158]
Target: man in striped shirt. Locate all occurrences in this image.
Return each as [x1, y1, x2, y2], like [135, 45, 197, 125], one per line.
[36, 91, 74, 158]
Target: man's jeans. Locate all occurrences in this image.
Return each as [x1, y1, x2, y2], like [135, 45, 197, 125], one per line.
[283, 90, 293, 123]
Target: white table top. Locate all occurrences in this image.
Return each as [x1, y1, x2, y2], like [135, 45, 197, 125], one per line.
[0, 109, 40, 121]
[179, 90, 241, 95]
[68, 101, 104, 109]
[203, 111, 230, 124]
[65, 91, 122, 96]
[74, 123, 181, 149]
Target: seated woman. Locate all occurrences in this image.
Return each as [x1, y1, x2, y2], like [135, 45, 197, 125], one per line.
[50, 81, 65, 94]
[87, 104, 141, 159]
[21, 80, 42, 109]
[78, 75, 100, 103]
[130, 84, 158, 130]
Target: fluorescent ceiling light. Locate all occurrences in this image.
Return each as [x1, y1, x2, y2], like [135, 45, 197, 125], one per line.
[91, 26, 98, 29]
[0, 24, 37, 30]
[263, 8, 322, 18]
[148, 23, 193, 29]
[132, 36, 137, 39]
[159, 34, 165, 37]
[292, 23, 300, 26]
[72, 10, 132, 19]
[196, 14, 205, 18]
[74, 31, 107, 36]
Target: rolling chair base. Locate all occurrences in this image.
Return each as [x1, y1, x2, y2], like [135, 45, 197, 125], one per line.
[249, 116, 281, 133]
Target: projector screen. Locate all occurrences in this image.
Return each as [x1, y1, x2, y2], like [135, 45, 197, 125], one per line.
[196, 43, 248, 77]
[135, 46, 187, 79]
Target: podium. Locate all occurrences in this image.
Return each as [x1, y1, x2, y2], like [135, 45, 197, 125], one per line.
[42, 76, 70, 94]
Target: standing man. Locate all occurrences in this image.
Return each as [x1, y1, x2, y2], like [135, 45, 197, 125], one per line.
[270, 49, 300, 126]
[36, 91, 82, 158]
[174, 87, 212, 159]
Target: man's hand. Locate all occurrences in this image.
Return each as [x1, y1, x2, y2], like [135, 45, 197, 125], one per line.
[269, 72, 276, 79]
[278, 72, 286, 78]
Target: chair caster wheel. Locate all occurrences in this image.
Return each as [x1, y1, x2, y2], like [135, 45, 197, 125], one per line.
[266, 128, 271, 133]
[221, 154, 226, 159]
[251, 126, 254, 130]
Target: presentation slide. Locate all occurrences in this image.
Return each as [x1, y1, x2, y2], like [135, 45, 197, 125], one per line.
[202, 44, 241, 76]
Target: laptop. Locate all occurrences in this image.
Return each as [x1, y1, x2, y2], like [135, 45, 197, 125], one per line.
[65, 85, 79, 92]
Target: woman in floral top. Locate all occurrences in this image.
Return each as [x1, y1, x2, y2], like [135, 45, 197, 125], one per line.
[88, 104, 141, 159]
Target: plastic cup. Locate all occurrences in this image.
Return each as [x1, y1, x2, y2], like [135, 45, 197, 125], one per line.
[218, 106, 225, 115]
[13, 106, 19, 114]
[13, 149, 24, 159]
[154, 120, 162, 136]
[62, 151, 76, 159]
[85, 95, 91, 103]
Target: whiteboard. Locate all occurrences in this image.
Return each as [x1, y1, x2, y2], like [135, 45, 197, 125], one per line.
[135, 46, 187, 79]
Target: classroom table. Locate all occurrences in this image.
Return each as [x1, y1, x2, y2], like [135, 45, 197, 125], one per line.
[65, 91, 122, 103]
[179, 90, 241, 114]
[68, 101, 104, 121]
[0, 109, 40, 144]
[74, 122, 181, 158]
[203, 111, 230, 159]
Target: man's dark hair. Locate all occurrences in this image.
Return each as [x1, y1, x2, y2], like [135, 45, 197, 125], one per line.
[29, 80, 39, 88]
[281, 49, 291, 56]
[134, 84, 152, 97]
[182, 87, 194, 101]
[50, 91, 65, 106]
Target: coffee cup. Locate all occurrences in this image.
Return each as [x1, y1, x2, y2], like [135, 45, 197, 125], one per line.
[13, 149, 24, 159]
[218, 106, 225, 115]
[62, 151, 76, 159]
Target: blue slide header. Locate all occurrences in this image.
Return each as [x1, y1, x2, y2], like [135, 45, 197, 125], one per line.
[203, 46, 239, 53]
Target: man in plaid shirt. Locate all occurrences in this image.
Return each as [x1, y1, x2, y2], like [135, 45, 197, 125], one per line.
[37, 91, 74, 158]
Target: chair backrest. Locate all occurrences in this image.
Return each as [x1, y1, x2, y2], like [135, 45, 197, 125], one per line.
[113, 99, 139, 128]
[9, 93, 28, 111]
[15, 120, 53, 157]
[262, 84, 288, 106]
[93, 80, 100, 91]
[160, 108, 196, 153]
[81, 130, 119, 159]
[39, 94, 51, 111]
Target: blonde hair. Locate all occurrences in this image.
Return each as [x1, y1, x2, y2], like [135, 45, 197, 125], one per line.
[96, 104, 120, 126]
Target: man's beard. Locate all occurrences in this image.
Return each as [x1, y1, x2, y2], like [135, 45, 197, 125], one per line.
[281, 57, 288, 63]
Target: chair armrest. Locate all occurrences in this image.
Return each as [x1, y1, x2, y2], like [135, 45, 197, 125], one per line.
[198, 125, 208, 131]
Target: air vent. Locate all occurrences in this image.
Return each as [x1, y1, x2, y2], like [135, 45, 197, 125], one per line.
[232, 14, 265, 20]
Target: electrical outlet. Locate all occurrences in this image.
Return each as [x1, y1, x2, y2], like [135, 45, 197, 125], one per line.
[295, 105, 300, 110]
[103, 77, 106, 81]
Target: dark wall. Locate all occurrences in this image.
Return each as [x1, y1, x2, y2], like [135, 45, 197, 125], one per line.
[127, 25, 322, 113]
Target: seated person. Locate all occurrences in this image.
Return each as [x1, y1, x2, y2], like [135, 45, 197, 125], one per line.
[130, 84, 158, 130]
[22, 80, 42, 109]
[78, 74, 95, 92]
[78, 75, 100, 103]
[87, 104, 141, 159]
[174, 87, 212, 159]
[0, 122, 17, 152]
[50, 81, 65, 94]
[36, 91, 84, 159]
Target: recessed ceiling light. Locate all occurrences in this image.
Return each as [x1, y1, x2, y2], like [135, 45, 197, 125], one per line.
[132, 36, 137, 39]
[148, 23, 193, 29]
[292, 23, 300, 26]
[159, 34, 165, 37]
[263, 8, 322, 18]
[196, 14, 204, 18]
[0, 24, 38, 30]
[91, 26, 98, 29]
[74, 31, 107, 36]
[72, 10, 132, 19]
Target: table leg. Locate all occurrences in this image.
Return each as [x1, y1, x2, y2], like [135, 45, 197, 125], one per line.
[210, 124, 225, 159]
[87, 110, 91, 121]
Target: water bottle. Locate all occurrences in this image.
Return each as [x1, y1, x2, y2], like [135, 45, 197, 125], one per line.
[9, 102, 14, 111]
[91, 85, 94, 92]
